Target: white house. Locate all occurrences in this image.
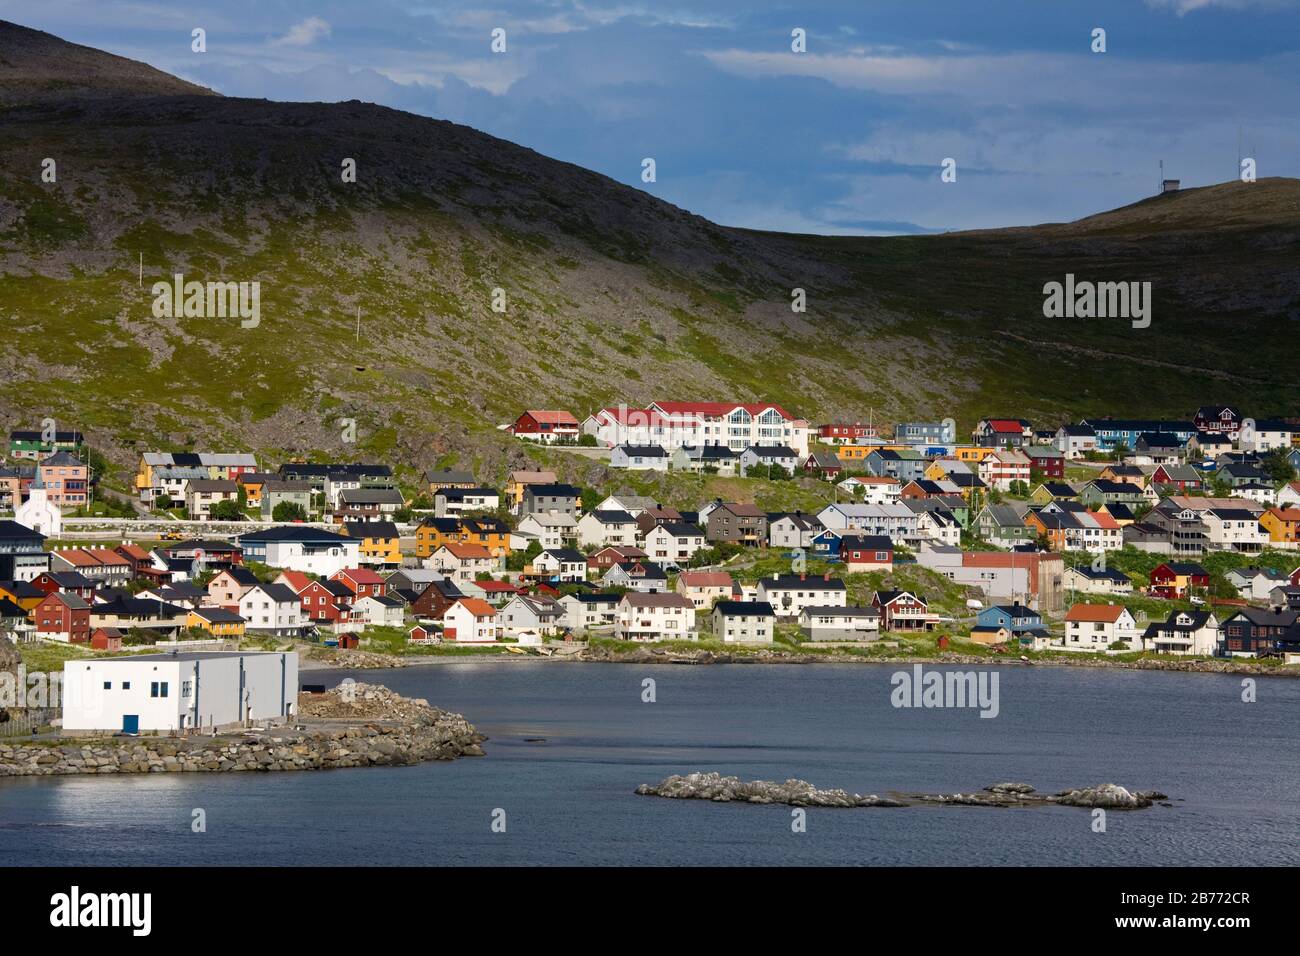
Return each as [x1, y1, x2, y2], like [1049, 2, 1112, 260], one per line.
[1055, 424, 1098, 459]
[1139, 610, 1219, 656]
[1063, 566, 1133, 596]
[756, 573, 848, 618]
[615, 592, 696, 641]
[15, 483, 62, 537]
[441, 598, 500, 643]
[644, 522, 706, 566]
[1202, 508, 1269, 552]
[594, 494, 658, 516]
[351, 594, 406, 628]
[675, 570, 735, 609]
[434, 487, 502, 516]
[798, 605, 881, 640]
[557, 592, 618, 634]
[739, 445, 800, 477]
[1239, 419, 1294, 453]
[244, 529, 361, 578]
[577, 510, 638, 548]
[1062, 603, 1140, 651]
[237, 583, 307, 637]
[610, 444, 670, 471]
[515, 513, 577, 550]
[425, 543, 496, 583]
[836, 476, 901, 505]
[499, 594, 563, 637]
[62, 651, 298, 734]
[768, 513, 822, 549]
[531, 548, 588, 582]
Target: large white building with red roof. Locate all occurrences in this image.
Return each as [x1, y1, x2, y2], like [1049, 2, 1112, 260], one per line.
[582, 401, 809, 455]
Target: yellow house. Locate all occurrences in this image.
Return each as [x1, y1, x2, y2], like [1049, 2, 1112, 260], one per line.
[505, 470, 557, 508]
[238, 473, 268, 508]
[342, 521, 403, 565]
[1260, 508, 1300, 544]
[187, 607, 246, 638]
[954, 446, 995, 464]
[0, 581, 42, 614]
[416, 517, 511, 559]
[836, 445, 872, 464]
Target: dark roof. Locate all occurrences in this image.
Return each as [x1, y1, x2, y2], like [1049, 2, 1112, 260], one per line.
[543, 548, 587, 562]
[0, 520, 45, 542]
[588, 509, 636, 524]
[220, 567, 261, 586]
[238, 527, 351, 543]
[525, 483, 581, 497]
[656, 521, 704, 537]
[344, 520, 399, 539]
[839, 534, 893, 551]
[193, 606, 245, 623]
[616, 444, 668, 457]
[714, 601, 776, 616]
[255, 582, 301, 603]
[744, 445, 797, 458]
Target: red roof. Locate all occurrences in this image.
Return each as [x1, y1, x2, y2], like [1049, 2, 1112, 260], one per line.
[1065, 603, 1129, 623]
[277, 570, 313, 593]
[523, 410, 578, 425]
[477, 580, 522, 593]
[333, 567, 385, 585]
[678, 571, 734, 588]
[986, 419, 1027, 433]
[450, 597, 496, 618]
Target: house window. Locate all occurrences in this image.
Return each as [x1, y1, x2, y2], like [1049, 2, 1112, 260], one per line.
[103, 681, 112, 690]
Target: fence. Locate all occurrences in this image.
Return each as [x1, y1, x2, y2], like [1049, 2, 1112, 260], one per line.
[0, 707, 57, 738]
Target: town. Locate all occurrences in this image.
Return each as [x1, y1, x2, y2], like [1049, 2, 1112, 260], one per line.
[2, 401, 1299, 683]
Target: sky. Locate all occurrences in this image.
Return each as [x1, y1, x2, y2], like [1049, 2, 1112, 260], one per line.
[3, 0, 1299, 234]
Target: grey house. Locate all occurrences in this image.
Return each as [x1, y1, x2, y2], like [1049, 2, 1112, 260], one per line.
[261, 479, 312, 518]
[521, 483, 581, 516]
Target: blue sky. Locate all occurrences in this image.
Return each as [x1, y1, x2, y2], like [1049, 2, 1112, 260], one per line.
[5, 0, 1299, 233]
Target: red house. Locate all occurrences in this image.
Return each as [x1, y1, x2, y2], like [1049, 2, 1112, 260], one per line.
[31, 571, 97, 602]
[803, 453, 844, 479]
[1150, 465, 1202, 493]
[330, 567, 386, 599]
[1149, 562, 1210, 600]
[509, 410, 580, 442]
[818, 423, 877, 443]
[298, 579, 355, 624]
[90, 627, 124, 651]
[589, 545, 648, 573]
[35, 591, 91, 644]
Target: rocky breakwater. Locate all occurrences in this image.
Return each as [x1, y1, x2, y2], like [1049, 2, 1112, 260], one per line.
[0, 683, 484, 777]
[636, 773, 1168, 810]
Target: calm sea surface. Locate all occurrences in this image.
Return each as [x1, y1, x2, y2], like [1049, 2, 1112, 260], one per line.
[2, 662, 1296, 866]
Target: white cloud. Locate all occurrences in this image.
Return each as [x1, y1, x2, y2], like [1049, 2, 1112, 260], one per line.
[1146, 0, 1298, 13]
[273, 16, 331, 47]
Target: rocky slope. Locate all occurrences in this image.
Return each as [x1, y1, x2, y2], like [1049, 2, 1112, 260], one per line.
[1, 18, 1298, 485]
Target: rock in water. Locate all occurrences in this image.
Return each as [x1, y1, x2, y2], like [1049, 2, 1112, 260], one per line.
[636, 774, 1168, 812]
[635, 772, 907, 808]
[986, 782, 1036, 794]
[1051, 783, 1153, 809]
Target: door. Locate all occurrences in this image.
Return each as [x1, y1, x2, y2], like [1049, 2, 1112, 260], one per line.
[122, 715, 139, 734]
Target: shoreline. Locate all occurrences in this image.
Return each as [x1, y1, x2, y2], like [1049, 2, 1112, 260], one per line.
[0, 683, 484, 778]
[302, 646, 1300, 678]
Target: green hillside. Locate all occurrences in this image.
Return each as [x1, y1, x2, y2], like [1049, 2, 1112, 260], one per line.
[1, 19, 1298, 489]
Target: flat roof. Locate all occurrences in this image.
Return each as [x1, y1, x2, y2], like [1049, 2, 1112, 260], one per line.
[74, 651, 293, 663]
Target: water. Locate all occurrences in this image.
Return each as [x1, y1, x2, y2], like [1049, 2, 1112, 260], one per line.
[1, 662, 1296, 866]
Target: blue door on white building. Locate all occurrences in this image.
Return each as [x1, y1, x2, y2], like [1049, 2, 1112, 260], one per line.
[122, 714, 139, 734]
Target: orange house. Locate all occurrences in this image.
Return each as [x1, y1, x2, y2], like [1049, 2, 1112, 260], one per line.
[954, 446, 995, 464]
[416, 517, 510, 559]
[1260, 507, 1300, 544]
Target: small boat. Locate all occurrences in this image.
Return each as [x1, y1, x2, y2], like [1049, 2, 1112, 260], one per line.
[505, 645, 526, 655]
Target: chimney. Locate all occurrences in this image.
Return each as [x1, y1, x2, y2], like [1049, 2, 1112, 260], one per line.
[823, 572, 831, 581]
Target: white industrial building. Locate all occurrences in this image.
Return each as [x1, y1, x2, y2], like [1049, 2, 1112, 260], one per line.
[62, 651, 299, 734]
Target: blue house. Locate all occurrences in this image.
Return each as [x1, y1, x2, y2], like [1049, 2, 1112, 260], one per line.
[865, 449, 927, 483]
[973, 603, 1045, 639]
[1081, 419, 1196, 452]
[811, 528, 843, 559]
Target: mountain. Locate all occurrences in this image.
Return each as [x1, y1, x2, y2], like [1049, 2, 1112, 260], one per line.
[1, 19, 1298, 490]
